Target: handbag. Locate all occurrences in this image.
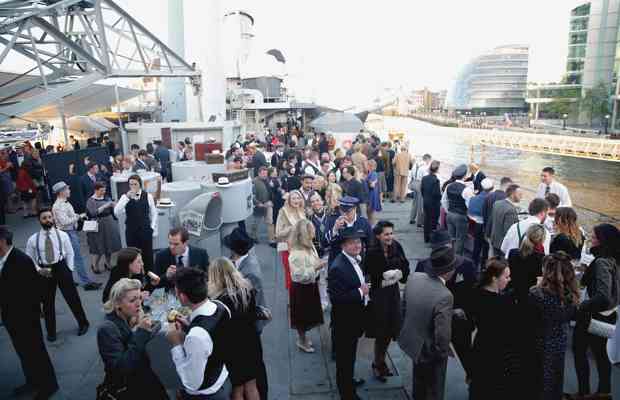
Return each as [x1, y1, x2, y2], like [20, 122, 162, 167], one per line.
[83, 220, 99, 233]
[96, 381, 128, 400]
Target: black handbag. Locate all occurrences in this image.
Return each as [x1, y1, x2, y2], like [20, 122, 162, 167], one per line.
[96, 381, 128, 400]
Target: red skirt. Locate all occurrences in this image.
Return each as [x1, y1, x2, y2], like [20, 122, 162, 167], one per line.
[280, 251, 291, 290]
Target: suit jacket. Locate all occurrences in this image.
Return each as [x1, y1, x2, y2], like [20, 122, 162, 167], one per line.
[237, 252, 267, 332]
[392, 151, 411, 177]
[153, 245, 210, 289]
[80, 173, 98, 200]
[154, 146, 170, 165]
[327, 252, 366, 338]
[489, 199, 519, 250]
[132, 159, 151, 172]
[399, 272, 453, 363]
[0, 248, 44, 325]
[466, 171, 487, 193]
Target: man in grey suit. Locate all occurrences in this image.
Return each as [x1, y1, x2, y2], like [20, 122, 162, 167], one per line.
[399, 246, 459, 400]
[488, 184, 523, 258]
[223, 228, 269, 400]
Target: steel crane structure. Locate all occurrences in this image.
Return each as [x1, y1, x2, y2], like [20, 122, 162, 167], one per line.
[0, 0, 202, 127]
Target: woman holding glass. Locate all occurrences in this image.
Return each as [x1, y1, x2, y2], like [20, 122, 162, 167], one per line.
[97, 278, 168, 399]
[102, 247, 159, 304]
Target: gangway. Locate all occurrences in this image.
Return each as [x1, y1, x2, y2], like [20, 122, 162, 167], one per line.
[464, 130, 620, 162]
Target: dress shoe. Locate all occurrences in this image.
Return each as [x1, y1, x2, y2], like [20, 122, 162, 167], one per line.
[34, 387, 60, 400]
[77, 324, 89, 336]
[13, 383, 35, 396]
[83, 282, 101, 291]
[353, 378, 365, 387]
[47, 334, 57, 342]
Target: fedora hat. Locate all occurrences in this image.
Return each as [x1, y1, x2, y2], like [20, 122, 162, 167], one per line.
[430, 230, 452, 250]
[222, 228, 254, 255]
[337, 227, 367, 243]
[429, 246, 461, 277]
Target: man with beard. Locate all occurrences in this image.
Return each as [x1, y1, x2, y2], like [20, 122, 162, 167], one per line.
[26, 208, 90, 342]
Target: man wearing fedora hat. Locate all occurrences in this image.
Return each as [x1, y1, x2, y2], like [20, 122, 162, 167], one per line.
[399, 245, 457, 400]
[415, 230, 478, 382]
[222, 227, 269, 400]
[328, 227, 369, 400]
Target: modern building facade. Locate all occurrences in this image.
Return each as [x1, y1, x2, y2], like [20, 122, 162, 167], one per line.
[446, 45, 530, 115]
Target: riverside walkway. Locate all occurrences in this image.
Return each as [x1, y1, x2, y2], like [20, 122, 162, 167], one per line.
[0, 201, 594, 399]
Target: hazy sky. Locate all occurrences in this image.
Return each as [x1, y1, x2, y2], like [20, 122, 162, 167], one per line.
[2, 0, 586, 109]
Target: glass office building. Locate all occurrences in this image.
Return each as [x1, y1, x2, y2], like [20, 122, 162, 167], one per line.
[446, 45, 530, 114]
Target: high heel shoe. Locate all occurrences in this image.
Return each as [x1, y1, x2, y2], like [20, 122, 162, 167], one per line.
[372, 363, 387, 383]
[91, 265, 101, 275]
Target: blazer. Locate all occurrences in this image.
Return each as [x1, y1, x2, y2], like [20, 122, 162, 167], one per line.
[488, 199, 519, 250]
[399, 272, 453, 363]
[237, 252, 268, 332]
[466, 171, 487, 193]
[392, 151, 411, 177]
[153, 245, 210, 289]
[80, 174, 98, 201]
[0, 248, 44, 325]
[327, 252, 366, 338]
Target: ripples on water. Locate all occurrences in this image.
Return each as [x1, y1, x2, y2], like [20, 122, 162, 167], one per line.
[379, 117, 620, 219]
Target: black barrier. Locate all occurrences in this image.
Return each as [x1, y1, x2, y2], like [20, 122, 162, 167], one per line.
[42, 148, 111, 213]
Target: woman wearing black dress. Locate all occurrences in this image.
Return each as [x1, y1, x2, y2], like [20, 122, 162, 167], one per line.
[208, 257, 262, 400]
[507, 224, 546, 305]
[550, 207, 584, 260]
[528, 252, 579, 400]
[571, 224, 620, 399]
[469, 259, 513, 400]
[363, 220, 410, 382]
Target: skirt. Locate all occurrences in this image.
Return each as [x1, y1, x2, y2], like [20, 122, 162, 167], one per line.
[365, 283, 402, 339]
[290, 281, 324, 331]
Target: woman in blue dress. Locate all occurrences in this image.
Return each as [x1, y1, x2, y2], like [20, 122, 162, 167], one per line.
[366, 159, 382, 225]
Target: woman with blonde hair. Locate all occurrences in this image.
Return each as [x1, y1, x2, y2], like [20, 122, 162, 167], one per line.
[275, 189, 307, 291]
[288, 219, 326, 352]
[507, 223, 546, 304]
[550, 207, 584, 260]
[97, 278, 167, 399]
[325, 170, 343, 212]
[208, 257, 262, 400]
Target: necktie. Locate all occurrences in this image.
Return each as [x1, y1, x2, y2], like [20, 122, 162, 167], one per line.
[545, 185, 550, 196]
[177, 255, 184, 268]
[45, 231, 55, 264]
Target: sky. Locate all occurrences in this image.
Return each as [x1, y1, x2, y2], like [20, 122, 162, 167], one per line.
[2, 0, 586, 110]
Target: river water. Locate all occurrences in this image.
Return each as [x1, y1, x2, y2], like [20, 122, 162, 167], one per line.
[375, 116, 620, 222]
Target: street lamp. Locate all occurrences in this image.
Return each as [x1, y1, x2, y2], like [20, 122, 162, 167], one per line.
[605, 114, 610, 135]
[562, 113, 568, 130]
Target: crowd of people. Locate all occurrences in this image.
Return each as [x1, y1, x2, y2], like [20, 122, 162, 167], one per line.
[1, 127, 620, 400]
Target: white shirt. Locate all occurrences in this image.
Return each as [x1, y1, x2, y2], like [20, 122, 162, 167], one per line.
[170, 301, 230, 395]
[52, 198, 80, 231]
[113, 190, 158, 232]
[342, 251, 367, 305]
[440, 180, 475, 211]
[26, 228, 75, 270]
[234, 253, 249, 269]
[500, 216, 551, 258]
[414, 161, 430, 181]
[176, 246, 189, 268]
[0, 246, 13, 275]
[536, 180, 572, 207]
[303, 160, 321, 176]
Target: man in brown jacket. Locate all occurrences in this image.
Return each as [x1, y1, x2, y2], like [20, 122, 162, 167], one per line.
[392, 145, 411, 203]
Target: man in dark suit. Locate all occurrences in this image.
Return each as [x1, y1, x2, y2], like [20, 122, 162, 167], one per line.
[247, 143, 268, 176]
[80, 162, 100, 200]
[324, 196, 373, 265]
[399, 246, 457, 400]
[328, 227, 368, 400]
[465, 163, 487, 194]
[0, 226, 59, 399]
[153, 140, 171, 181]
[223, 227, 269, 400]
[154, 227, 209, 289]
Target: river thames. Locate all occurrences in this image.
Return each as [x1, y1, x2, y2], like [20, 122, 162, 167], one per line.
[375, 116, 620, 224]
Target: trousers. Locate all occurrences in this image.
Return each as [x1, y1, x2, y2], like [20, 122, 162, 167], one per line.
[66, 230, 93, 285]
[409, 180, 423, 223]
[335, 330, 359, 399]
[393, 175, 407, 201]
[446, 211, 469, 255]
[413, 358, 447, 400]
[423, 203, 440, 243]
[42, 260, 89, 335]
